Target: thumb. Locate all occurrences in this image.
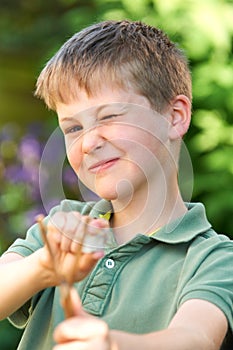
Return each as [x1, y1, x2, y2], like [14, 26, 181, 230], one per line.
[69, 286, 86, 316]
[60, 285, 86, 318]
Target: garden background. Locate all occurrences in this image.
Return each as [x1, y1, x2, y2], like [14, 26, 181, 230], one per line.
[0, 0, 232, 348]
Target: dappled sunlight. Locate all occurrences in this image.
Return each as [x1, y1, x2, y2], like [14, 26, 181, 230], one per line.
[0, 1, 232, 347]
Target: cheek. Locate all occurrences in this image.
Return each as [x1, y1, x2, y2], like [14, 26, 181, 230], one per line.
[111, 127, 158, 158]
[122, 134, 165, 173]
[65, 139, 82, 173]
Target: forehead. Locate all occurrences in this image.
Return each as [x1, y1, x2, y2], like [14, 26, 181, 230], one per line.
[56, 84, 151, 121]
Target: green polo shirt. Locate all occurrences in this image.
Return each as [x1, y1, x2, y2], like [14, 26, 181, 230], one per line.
[5, 200, 233, 349]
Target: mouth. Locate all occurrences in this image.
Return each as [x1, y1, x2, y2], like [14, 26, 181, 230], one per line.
[88, 158, 120, 173]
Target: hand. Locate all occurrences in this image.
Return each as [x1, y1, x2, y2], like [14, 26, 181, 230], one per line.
[53, 287, 115, 350]
[39, 211, 109, 285]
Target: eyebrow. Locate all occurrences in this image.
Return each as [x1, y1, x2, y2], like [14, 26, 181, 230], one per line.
[59, 105, 105, 123]
[59, 116, 76, 123]
[59, 103, 128, 123]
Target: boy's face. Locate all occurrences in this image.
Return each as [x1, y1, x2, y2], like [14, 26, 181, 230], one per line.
[57, 85, 172, 202]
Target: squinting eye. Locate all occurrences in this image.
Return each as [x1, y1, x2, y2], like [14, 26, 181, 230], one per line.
[66, 125, 82, 134]
[100, 114, 118, 121]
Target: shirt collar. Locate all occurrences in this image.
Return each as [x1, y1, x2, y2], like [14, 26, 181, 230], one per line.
[90, 199, 113, 219]
[90, 200, 211, 245]
[151, 202, 212, 244]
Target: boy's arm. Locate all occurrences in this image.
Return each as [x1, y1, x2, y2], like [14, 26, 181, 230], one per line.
[111, 299, 228, 350]
[0, 249, 55, 320]
[53, 291, 228, 350]
[0, 211, 108, 321]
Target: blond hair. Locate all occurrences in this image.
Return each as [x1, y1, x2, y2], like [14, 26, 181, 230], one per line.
[35, 20, 192, 112]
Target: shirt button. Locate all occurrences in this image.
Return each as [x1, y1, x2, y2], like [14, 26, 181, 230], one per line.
[105, 258, 115, 269]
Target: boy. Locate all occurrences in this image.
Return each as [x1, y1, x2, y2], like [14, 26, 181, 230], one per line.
[1, 20, 233, 350]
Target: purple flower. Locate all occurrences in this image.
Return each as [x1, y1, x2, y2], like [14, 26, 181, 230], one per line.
[24, 206, 47, 228]
[18, 136, 42, 162]
[63, 166, 78, 186]
[5, 165, 29, 183]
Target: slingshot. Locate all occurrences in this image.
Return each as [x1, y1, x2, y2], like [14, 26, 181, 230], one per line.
[36, 214, 88, 318]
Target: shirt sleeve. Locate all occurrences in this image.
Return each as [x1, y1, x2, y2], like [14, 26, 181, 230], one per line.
[178, 232, 233, 332]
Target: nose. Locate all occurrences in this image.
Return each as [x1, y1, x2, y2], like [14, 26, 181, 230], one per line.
[81, 127, 105, 154]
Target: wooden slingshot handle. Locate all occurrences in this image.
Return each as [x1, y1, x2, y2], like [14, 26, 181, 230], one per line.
[36, 214, 86, 318]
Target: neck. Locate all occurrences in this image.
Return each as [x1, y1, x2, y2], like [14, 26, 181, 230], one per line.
[110, 177, 187, 245]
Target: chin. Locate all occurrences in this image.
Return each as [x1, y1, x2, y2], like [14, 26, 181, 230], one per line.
[83, 176, 135, 203]
[97, 184, 135, 208]
[95, 189, 118, 201]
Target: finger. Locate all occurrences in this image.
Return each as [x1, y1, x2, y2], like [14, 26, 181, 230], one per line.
[50, 212, 82, 252]
[57, 249, 102, 284]
[47, 212, 66, 247]
[61, 212, 83, 251]
[74, 251, 104, 281]
[69, 287, 86, 316]
[60, 285, 85, 319]
[81, 218, 109, 253]
[53, 342, 80, 350]
[54, 315, 108, 343]
[49, 212, 67, 232]
[45, 219, 63, 259]
[70, 215, 89, 254]
[90, 218, 110, 229]
[53, 341, 91, 350]
[60, 212, 90, 253]
[53, 338, 113, 350]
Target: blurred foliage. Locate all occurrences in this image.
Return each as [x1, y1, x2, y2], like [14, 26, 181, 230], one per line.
[0, 0, 233, 348]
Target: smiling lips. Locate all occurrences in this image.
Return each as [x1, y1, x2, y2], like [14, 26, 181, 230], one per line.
[88, 158, 120, 173]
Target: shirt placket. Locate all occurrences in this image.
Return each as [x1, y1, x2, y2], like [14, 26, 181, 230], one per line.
[81, 235, 151, 316]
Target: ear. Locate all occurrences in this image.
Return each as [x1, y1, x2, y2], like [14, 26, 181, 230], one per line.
[168, 95, 191, 140]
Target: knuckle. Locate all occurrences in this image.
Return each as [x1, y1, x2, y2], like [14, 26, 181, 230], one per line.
[50, 212, 66, 231]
